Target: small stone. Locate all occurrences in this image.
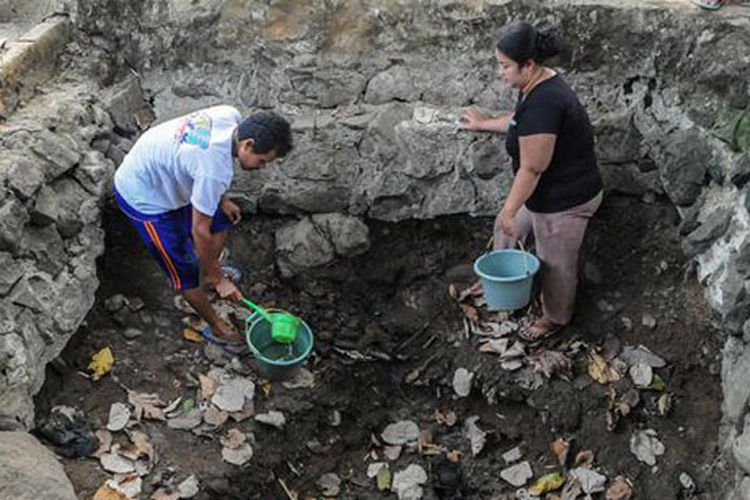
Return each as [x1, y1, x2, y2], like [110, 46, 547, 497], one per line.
[464, 416, 487, 457]
[452, 368, 473, 397]
[123, 327, 143, 340]
[317, 473, 341, 496]
[204, 343, 227, 365]
[106, 402, 131, 432]
[384, 445, 403, 461]
[619, 345, 666, 368]
[167, 409, 203, 430]
[382, 420, 420, 445]
[621, 317, 633, 331]
[100, 453, 135, 474]
[330, 410, 342, 427]
[502, 446, 523, 464]
[630, 429, 665, 466]
[254, 411, 286, 429]
[126, 297, 145, 311]
[368, 462, 387, 478]
[212, 378, 255, 413]
[596, 300, 615, 313]
[203, 406, 229, 427]
[105, 294, 126, 313]
[629, 362, 653, 387]
[178, 475, 200, 498]
[392, 464, 427, 500]
[281, 368, 315, 389]
[570, 467, 607, 494]
[642, 314, 657, 329]
[679, 472, 695, 490]
[500, 461, 533, 487]
[221, 443, 253, 466]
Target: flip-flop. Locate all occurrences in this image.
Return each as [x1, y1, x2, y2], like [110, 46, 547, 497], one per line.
[691, 0, 724, 10]
[200, 325, 247, 355]
[517, 318, 562, 343]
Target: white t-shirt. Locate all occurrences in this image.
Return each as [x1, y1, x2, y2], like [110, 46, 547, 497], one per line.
[114, 105, 241, 216]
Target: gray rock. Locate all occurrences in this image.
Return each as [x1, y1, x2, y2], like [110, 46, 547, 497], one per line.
[657, 128, 709, 206]
[392, 464, 427, 500]
[734, 415, 750, 474]
[0, 199, 29, 251]
[31, 179, 90, 238]
[123, 328, 143, 340]
[30, 130, 81, 181]
[682, 205, 732, 256]
[382, 420, 420, 445]
[2, 154, 44, 200]
[275, 217, 336, 277]
[569, 467, 607, 494]
[254, 411, 286, 429]
[101, 75, 153, 135]
[20, 225, 66, 276]
[500, 461, 533, 487]
[630, 429, 665, 466]
[167, 409, 203, 430]
[365, 65, 421, 105]
[312, 213, 371, 257]
[0, 431, 77, 500]
[0, 251, 24, 295]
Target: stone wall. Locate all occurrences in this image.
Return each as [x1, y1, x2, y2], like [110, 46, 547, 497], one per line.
[71, 1, 750, 495]
[2, 0, 750, 496]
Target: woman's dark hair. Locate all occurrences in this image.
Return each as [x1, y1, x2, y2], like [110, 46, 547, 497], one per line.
[237, 111, 293, 157]
[495, 22, 560, 66]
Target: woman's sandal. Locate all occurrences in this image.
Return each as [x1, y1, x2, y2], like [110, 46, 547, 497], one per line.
[517, 317, 563, 342]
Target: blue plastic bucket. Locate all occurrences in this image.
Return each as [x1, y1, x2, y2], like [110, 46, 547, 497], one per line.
[245, 311, 314, 381]
[473, 250, 541, 311]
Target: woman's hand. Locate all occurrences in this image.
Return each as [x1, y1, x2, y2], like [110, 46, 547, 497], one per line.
[499, 207, 517, 237]
[220, 196, 241, 224]
[460, 106, 488, 131]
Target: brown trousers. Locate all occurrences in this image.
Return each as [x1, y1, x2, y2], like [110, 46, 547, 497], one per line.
[494, 191, 603, 325]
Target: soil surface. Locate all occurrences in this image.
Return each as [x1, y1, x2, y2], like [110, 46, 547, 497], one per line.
[35, 194, 727, 499]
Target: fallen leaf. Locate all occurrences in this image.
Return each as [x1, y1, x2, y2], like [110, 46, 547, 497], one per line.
[588, 351, 621, 384]
[376, 465, 391, 491]
[93, 483, 127, 500]
[204, 406, 229, 427]
[111, 474, 142, 498]
[446, 450, 463, 463]
[550, 438, 569, 467]
[606, 475, 634, 500]
[648, 373, 667, 391]
[460, 304, 480, 323]
[107, 403, 131, 432]
[575, 449, 595, 468]
[435, 409, 457, 427]
[317, 473, 341, 496]
[92, 430, 113, 458]
[527, 350, 573, 381]
[529, 473, 566, 495]
[222, 443, 253, 465]
[261, 381, 273, 397]
[127, 389, 168, 421]
[221, 428, 246, 449]
[417, 430, 433, 454]
[183, 328, 205, 343]
[89, 347, 115, 380]
[657, 393, 673, 416]
[119, 430, 155, 463]
[151, 488, 180, 500]
[384, 445, 402, 461]
[199, 374, 218, 400]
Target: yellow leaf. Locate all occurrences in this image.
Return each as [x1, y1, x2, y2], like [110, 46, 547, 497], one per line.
[587, 352, 620, 384]
[183, 328, 205, 343]
[93, 483, 127, 500]
[88, 347, 114, 381]
[529, 473, 566, 495]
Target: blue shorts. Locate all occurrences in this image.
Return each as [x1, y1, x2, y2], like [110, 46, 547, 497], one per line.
[114, 188, 233, 291]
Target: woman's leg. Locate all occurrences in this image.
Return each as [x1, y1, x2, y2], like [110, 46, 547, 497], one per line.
[531, 192, 603, 327]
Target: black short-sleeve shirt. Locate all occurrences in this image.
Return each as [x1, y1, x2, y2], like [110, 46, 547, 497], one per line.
[505, 74, 602, 213]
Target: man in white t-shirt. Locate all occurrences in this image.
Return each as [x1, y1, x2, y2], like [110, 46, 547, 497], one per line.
[114, 105, 293, 353]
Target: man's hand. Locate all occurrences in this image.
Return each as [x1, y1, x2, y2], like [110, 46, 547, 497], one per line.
[216, 277, 240, 300]
[220, 197, 242, 224]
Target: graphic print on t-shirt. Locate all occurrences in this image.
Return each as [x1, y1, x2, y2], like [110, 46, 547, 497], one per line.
[176, 112, 213, 150]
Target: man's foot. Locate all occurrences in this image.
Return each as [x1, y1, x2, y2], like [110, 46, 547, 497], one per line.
[202, 321, 246, 354]
[518, 316, 563, 342]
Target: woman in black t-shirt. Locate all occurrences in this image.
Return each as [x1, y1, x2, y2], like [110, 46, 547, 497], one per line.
[461, 22, 603, 341]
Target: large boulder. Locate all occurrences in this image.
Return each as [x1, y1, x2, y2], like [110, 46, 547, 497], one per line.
[0, 431, 77, 500]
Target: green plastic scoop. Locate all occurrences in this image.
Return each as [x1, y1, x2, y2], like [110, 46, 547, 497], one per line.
[237, 294, 301, 344]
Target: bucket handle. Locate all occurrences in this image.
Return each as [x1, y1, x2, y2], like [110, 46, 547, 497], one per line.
[517, 239, 529, 275]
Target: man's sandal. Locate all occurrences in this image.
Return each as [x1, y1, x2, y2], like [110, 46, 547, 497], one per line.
[692, 0, 725, 10]
[200, 325, 247, 355]
[517, 317, 563, 342]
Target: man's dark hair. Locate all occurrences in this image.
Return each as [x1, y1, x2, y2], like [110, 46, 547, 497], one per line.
[496, 22, 560, 66]
[237, 111, 293, 157]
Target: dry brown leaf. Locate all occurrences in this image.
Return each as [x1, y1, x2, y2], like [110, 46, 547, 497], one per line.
[204, 406, 229, 427]
[657, 393, 673, 416]
[119, 430, 155, 463]
[575, 449, 595, 468]
[93, 483, 127, 500]
[220, 428, 246, 449]
[459, 304, 480, 323]
[434, 409, 458, 427]
[527, 350, 573, 381]
[588, 351, 621, 384]
[261, 381, 273, 397]
[199, 374, 218, 401]
[550, 438, 569, 467]
[151, 487, 180, 500]
[182, 328, 204, 343]
[127, 389, 168, 421]
[446, 450, 463, 463]
[93, 430, 113, 458]
[605, 475, 634, 500]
